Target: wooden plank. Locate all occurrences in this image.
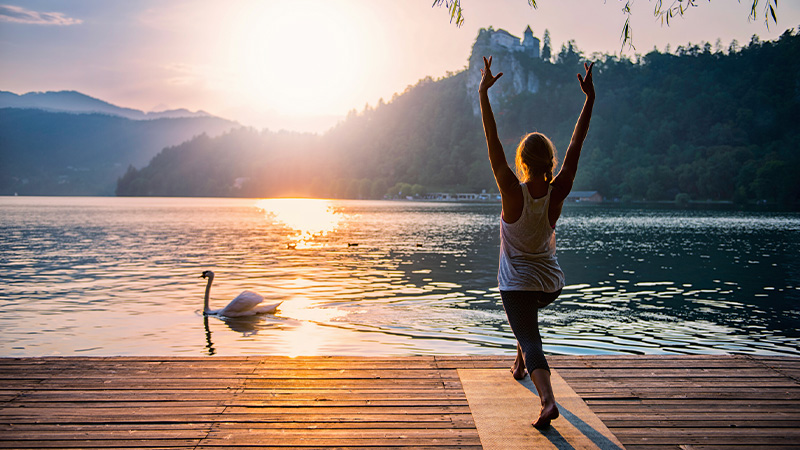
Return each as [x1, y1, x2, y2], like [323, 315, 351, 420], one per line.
[612, 427, 800, 437]
[197, 437, 483, 447]
[587, 405, 800, 414]
[6, 399, 465, 408]
[204, 428, 480, 438]
[608, 447, 788, 450]
[219, 405, 472, 415]
[1, 414, 467, 425]
[581, 388, 800, 397]
[0, 421, 472, 431]
[601, 420, 800, 428]
[0, 430, 208, 440]
[194, 447, 482, 450]
[0, 429, 480, 440]
[32, 378, 453, 386]
[13, 392, 467, 402]
[1, 369, 461, 380]
[554, 368, 787, 378]
[0, 440, 201, 448]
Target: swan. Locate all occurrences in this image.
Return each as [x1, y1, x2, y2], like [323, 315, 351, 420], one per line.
[200, 270, 282, 317]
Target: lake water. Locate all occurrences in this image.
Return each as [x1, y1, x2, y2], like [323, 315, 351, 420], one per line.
[1, 196, 798, 357]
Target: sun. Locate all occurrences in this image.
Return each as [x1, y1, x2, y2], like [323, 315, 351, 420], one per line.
[227, 0, 367, 117]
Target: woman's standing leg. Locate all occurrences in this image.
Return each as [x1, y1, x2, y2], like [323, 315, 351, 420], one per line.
[530, 368, 558, 428]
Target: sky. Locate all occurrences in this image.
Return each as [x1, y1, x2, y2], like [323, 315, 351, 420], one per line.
[2, 0, 799, 133]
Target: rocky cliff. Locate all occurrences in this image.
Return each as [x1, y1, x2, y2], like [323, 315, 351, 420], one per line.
[466, 27, 541, 116]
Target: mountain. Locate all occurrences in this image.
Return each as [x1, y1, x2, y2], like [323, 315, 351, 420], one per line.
[0, 90, 213, 120]
[114, 28, 800, 206]
[0, 100, 239, 195]
[116, 128, 325, 198]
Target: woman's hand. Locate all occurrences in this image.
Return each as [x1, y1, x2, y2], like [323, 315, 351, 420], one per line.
[577, 62, 595, 99]
[479, 56, 503, 93]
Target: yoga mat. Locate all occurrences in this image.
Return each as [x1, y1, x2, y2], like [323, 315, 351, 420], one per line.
[458, 368, 626, 450]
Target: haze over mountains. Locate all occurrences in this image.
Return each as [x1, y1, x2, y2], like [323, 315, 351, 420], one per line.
[0, 90, 238, 195]
[0, 90, 213, 120]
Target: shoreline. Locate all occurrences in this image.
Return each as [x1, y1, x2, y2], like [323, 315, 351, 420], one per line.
[3, 194, 797, 211]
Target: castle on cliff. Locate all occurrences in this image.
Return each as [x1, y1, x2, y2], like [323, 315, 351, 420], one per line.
[466, 26, 542, 116]
[485, 26, 540, 59]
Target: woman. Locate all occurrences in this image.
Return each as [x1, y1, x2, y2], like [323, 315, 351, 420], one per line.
[478, 55, 595, 428]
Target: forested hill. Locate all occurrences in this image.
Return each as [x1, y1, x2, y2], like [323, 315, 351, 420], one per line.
[0, 109, 238, 196]
[118, 29, 800, 206]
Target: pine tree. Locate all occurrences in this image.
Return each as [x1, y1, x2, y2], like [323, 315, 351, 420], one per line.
[542, 29, 551, 61]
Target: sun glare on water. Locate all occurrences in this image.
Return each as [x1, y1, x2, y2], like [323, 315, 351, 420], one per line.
[255, 198, 345, 247]
[252, 198, 353, 356]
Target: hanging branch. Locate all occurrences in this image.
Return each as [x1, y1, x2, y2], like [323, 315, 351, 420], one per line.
[433, 0, 778, 51]
[431, 0, 537, 28]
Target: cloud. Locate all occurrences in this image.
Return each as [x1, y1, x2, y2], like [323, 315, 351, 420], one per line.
[0, 4, 82, 25]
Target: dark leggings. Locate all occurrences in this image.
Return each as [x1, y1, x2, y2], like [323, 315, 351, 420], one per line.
[500, 289, 562, 372]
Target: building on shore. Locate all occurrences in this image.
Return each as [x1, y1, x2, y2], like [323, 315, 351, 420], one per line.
[423, 192, 501, 202]
[421, 190, 602, 203]
[566, 191, 603, 202]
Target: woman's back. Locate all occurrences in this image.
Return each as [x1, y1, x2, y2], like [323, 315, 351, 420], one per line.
[498, 184, 564, 293]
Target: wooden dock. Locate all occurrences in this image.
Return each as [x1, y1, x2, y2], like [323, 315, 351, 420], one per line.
[0, 355, 798, 449]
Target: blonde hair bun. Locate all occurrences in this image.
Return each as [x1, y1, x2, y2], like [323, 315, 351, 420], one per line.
[515, 132, 557, 183]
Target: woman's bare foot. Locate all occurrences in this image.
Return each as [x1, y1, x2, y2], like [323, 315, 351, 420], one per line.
[511, 357, 526, 380]
[532, 403, 559, 429]
[511, 343, 526, 380]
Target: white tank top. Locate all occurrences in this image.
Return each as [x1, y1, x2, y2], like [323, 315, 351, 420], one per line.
[498, 184, 565, 292]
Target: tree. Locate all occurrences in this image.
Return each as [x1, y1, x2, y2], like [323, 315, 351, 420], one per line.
[433, 0, 778, 50]
[557, 40, 582, 65]
[542, 29, 552, 61]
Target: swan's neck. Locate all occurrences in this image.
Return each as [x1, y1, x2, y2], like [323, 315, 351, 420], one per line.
[203, 275, 214, 313]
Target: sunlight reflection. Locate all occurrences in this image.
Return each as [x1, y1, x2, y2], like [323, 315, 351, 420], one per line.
[277, 297, 344, 324]
[255, 199, 344, 248]
[274, 297, 347, 358]
[284, 322, 320, 358]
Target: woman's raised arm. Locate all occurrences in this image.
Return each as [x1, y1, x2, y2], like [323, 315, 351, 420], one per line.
[479, 56, 520, 206]
[551, 62, 595, 206]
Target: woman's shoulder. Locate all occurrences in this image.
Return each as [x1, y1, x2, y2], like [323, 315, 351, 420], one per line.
[498, 182, 524, 224]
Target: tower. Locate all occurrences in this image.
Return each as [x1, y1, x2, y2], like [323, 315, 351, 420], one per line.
[522, 26, 540, 58]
